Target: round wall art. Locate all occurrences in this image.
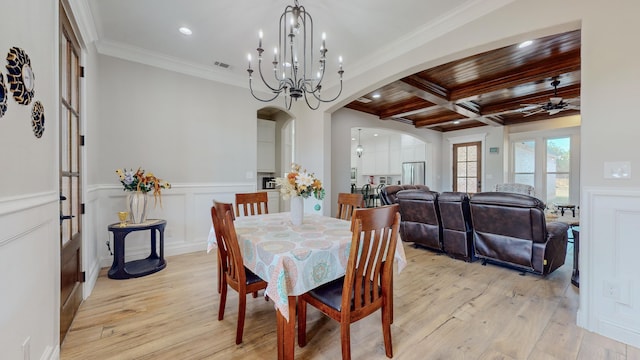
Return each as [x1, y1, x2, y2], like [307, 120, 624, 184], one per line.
[31, 100, 45, 138]
[0, 73, 7, 118]
[6, 47, 35, 105]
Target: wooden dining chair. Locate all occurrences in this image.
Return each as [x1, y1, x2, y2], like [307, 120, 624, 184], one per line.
[336, 193, 364, 221]
[298, 204, 400, 360]
[235, 192, 269, 216]
[360, 184, 372, 207]
[211, 205, 268, 344]
[212, 201, 234, 295]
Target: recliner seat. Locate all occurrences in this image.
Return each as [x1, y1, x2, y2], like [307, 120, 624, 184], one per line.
[469, 192, 568, 275]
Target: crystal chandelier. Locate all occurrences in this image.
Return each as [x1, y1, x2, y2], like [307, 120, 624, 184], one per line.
[247, 0, 344, 110]
[356, 129, 364, 158]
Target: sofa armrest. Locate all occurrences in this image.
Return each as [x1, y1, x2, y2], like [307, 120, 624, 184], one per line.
[546, 221, 570, 242]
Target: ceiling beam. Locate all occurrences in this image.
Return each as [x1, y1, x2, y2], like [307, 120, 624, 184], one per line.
[414, 113, 465, 127]
[379, 101, 437, 119]
[344, 102, 378, 116]
[481, 84, 581, 115]
[502, 109, 580, 125]
[395, 77, 503, 126]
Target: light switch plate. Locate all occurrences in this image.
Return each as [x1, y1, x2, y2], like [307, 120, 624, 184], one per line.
[604, 161, 631, 179]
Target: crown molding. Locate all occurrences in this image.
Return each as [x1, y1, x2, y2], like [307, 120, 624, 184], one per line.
[65, 0, 98, 45]
[95, 40, 247, 88]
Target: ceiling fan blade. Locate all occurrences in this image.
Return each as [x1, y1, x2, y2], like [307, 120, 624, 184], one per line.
[564, 97, 580, 104]
[566, 105, 580, 110]
[548, 109, 563, 115]
[520, 104, 541, 111]
[523, 108, 544, 117]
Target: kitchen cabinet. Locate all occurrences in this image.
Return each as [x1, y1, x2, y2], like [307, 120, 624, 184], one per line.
[266, 190, 280, 213]
[400, 137, 426, 163]
[257, 119, 276, 172]
[389, 136, 402, 175]
[360, 135, 398, 175]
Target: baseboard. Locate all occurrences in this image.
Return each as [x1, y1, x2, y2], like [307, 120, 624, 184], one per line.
[41, 344, 58, 360]
[84, 259, 102, 299]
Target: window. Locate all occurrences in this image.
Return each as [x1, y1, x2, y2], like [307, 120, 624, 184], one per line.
[546, 137, 571, 204]
[514, 140, 535, 187]
[510, 130, 578, 205]
[453, 142, 481, 193]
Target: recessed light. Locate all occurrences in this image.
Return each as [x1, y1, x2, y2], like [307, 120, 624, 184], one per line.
[351, 137, 356, 141]
[373, 133, 379, 137]
[518, 40, 532, 48]
[372, 93, 381, 99]
[179, 27, 193, 35]
[453, 120, 461, 124]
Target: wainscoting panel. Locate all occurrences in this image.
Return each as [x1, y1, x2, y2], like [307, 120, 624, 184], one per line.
[0, 192, 59, 360]
[580, 187, 640, 348]
[94, 183, 257, 268]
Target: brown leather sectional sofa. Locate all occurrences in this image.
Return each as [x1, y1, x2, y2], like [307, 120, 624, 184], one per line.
[380, 186, 569, 275]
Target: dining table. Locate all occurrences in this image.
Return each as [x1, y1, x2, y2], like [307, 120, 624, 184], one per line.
[207, 211, 407, 359]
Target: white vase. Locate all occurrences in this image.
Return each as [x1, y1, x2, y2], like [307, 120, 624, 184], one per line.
[127, 192, 149, 224]
[290, 195, 304, 226]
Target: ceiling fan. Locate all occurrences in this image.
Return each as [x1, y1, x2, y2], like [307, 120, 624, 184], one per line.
[520, 78, 580, 116]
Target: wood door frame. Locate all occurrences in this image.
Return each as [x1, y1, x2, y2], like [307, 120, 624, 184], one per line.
[59, 3, 84, 343]
[452, 141, 482, 193]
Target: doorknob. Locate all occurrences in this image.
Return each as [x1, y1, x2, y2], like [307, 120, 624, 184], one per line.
[59, 194, 74, 224]
[60, 214, 75, 225]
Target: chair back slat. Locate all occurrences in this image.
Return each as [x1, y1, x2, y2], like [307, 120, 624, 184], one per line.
[211, 201, 234, 276]
[211, 204, 246, 287]
[235, 192, 269, 216]
[345, 205, 400, 313]
[337, 193, 364, 220]
[223, 209, 246, 286]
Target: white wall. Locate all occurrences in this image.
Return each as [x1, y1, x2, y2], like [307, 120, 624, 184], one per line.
[88, 54, 271, 266]
[579, 0, 640, 345]
[0, 0, 59, 359]
[95, 55, 260, 184]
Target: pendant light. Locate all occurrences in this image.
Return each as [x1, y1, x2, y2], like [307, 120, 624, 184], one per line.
[356, 129, 364, 158]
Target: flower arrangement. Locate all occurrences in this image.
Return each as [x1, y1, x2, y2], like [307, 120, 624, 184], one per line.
[275, 163, 325, 200]
[116, 167, 171, 205]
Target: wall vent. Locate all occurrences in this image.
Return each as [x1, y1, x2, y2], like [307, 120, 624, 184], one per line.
[214, 61, 231, 70]
[356, 97, 372, 103]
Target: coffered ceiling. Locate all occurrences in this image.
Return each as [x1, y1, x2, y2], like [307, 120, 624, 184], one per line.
[345, 30, 581, 132]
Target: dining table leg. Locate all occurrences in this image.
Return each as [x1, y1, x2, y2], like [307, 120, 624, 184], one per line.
[276, 295, 297, 360]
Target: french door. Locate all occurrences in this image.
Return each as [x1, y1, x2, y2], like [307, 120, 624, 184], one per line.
[59, 4, 83, 343]
[453, 142, 481, 193]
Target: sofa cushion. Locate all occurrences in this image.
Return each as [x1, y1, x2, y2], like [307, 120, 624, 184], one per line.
[379, 184, 430, 205]
[396, 190, 442, 251]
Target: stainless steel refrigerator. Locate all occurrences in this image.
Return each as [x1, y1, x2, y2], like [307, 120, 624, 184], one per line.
[401, 161, 425, 185]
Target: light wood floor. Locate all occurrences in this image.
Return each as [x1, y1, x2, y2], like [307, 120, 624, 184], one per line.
[61, 243, 640, 359]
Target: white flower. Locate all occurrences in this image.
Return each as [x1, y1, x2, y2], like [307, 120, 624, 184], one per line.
[295, 172, 314, 187]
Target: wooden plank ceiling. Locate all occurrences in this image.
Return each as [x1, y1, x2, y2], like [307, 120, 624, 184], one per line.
[345, 30, 581, 132]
